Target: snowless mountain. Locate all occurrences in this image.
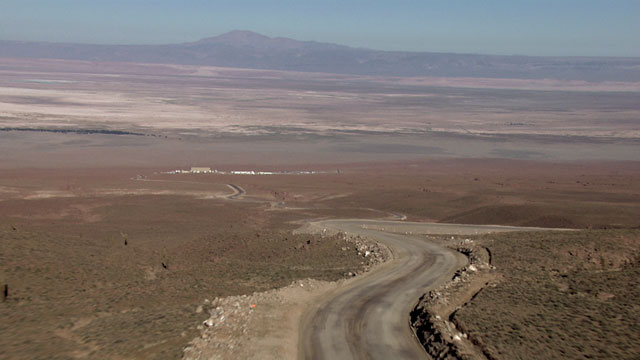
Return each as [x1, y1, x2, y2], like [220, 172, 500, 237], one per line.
[2, 30, 639, 81]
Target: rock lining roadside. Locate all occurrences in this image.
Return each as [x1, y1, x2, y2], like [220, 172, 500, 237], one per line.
[182, 233, 390, 360]
[411, 237, 496, 360]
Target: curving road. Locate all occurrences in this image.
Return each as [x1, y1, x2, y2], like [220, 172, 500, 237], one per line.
[226, 183, 246, 199]
[298, 220, 559, 360]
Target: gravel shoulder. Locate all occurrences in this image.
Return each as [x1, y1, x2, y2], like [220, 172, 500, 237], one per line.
[180, 217, 567, 360]
[297, 220, 560, 360]
[182, 231, 390, 360]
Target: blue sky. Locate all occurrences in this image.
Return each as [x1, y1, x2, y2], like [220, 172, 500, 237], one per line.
[1, 0, 638, 56]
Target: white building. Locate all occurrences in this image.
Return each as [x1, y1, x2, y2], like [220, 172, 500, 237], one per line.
[190, 167, 211, 173]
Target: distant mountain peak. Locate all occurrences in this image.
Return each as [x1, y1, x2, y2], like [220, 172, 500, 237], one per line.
[1, 31, 638, 81]
[196, 30, 273, 45]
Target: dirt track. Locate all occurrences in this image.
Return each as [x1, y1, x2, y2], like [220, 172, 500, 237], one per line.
[298, 220, 559, 359]
[225, 183, 246, 199]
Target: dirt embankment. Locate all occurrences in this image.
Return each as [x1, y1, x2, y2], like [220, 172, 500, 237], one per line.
[411, 229, 640, 360]
[182, 233, 391, 360]
[411, 237, 497, 360]
[452, 230, 640, 360]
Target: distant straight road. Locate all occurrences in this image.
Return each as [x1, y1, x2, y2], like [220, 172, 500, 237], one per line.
[298, 220, 558, 359]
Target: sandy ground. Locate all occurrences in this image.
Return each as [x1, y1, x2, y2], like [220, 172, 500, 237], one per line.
[183, 279, 342, 360]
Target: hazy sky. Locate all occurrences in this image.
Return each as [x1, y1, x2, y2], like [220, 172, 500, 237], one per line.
[1, 0, 638, 56]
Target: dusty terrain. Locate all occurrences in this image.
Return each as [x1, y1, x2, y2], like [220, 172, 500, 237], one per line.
[183, 233, 389, 360]
[1, 57, 639, 170]
[451, 229, 640, 359]
[0, 172, 370, 359]
[296, 220, 551, 360]
[1, 161, 638, 359]
[1, 58, 639, 359]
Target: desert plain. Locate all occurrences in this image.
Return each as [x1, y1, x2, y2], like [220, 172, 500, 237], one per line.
[1, 57, 639, 359]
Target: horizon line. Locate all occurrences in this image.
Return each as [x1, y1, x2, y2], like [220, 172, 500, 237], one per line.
[2, 30, 639, 59]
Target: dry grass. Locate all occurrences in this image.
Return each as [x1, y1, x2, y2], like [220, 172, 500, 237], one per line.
[454, 230, 640, 359]
[0, 162, 639, 358]
[0, 194, 364, 359]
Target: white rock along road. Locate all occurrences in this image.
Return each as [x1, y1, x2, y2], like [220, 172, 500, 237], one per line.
[297, 219, 559, 360]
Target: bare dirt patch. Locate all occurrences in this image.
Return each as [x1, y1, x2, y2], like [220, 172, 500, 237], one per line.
[230, 160, 640, 229]
[183, 232, 390, 360]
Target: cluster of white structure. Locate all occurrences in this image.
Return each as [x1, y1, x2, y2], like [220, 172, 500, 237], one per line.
[164, 167, 213, 174]
[163, 167, 322, 175]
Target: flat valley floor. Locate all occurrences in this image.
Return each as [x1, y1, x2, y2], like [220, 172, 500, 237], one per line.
[1, 58, 639, 359]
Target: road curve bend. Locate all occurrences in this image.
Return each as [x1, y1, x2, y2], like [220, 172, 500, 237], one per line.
[298, 220, 557, 360]
[226, 183, 246, 199]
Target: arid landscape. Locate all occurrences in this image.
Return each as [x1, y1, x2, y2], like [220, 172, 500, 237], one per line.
[1, 43, 639, 360]
[453, 229, 640, 359]
[1, 57, 639, 168]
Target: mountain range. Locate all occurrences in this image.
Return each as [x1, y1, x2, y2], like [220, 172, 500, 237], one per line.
[2, 30, 639, 81]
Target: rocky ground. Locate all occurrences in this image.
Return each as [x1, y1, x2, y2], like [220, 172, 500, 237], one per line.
[182, 233, 390, 360]
[411, 229, 640, 360]
[453, 229, 640, 360]
[411, 236, 497, 360]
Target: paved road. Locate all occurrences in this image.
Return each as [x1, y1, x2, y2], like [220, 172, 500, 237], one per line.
[298, 220, 557, 360]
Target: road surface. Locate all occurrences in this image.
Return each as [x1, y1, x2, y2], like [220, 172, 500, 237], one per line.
[298, 220, 559, 359]
[226, 183, 246, 199]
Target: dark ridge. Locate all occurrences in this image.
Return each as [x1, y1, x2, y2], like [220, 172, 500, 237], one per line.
[0, 127, 145, 136]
